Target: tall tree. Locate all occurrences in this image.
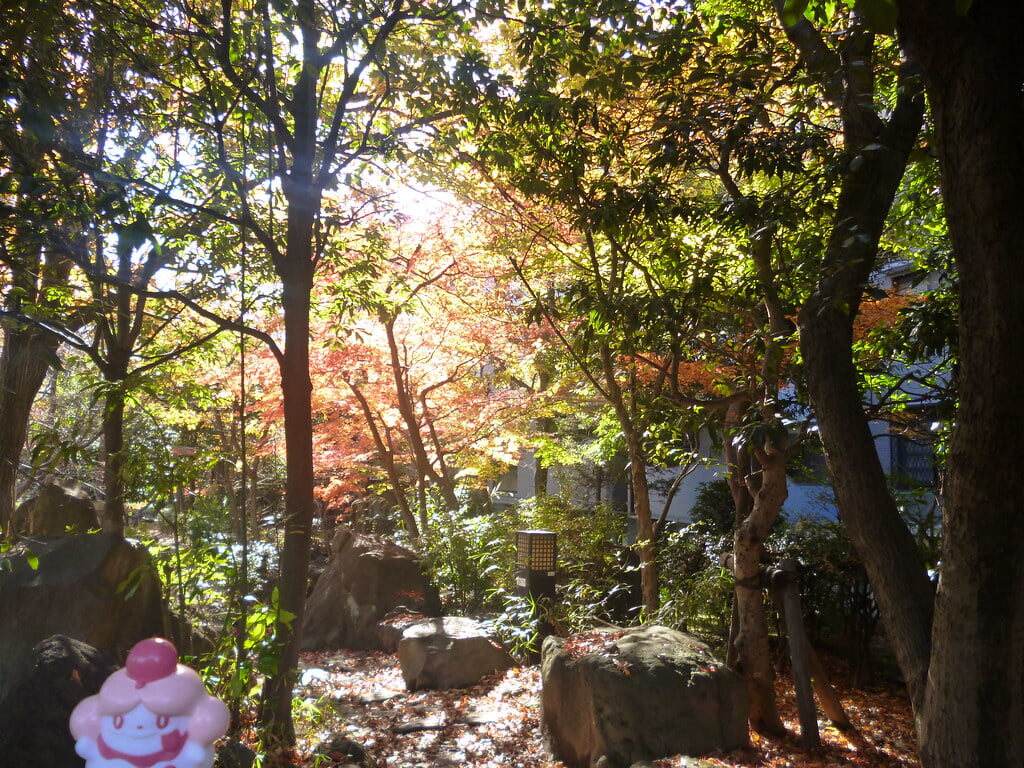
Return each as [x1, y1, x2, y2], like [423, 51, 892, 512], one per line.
[0, 0, 108, 534]
[150, 0, 473, 749]
[897, 8, 1024, 767]
[788, 1, 1023, 765]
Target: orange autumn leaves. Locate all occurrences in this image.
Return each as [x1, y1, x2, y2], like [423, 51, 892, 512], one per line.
[302, 208, 543, 508]
[244, 196, 922, 514]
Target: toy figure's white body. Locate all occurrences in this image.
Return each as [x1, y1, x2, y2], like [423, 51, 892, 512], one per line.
[74, 703, 213, 768]
[69, 638, 229, 768]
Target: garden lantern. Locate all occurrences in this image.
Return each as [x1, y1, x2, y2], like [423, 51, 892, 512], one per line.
[515, 529, 557, 605]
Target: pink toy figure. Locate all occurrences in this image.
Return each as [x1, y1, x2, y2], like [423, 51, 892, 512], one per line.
[69, 637, 230, 768]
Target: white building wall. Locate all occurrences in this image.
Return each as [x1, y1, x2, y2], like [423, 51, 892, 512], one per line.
[511, 416, 932, 525]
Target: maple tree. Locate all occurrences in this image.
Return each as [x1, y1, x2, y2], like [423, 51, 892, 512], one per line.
[283, 202, 541, 539]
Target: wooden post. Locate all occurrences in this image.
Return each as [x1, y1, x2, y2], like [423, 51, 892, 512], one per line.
[770, 560, 819, 748]
[721, 551, 851, 743]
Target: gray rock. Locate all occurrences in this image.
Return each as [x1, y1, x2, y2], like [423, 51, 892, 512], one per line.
[541, 625, 748, 768]
[301, 528, 439, 651]
[0, 533, 165, 708]
[215, 739, 258, 768]
[17, 481, 99, 536]
[397, 616, 515, 691]
[0, 635, 118, 768]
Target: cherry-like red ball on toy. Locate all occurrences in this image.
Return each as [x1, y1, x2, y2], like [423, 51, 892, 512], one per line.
[125, 637, 178, 686]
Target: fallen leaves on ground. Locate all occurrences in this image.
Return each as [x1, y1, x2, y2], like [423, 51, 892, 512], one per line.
[287, 650, 920, 768]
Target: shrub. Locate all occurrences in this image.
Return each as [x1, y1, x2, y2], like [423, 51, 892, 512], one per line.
[656, 521, 734, 648]
[420, 491, 632, 649]
[768, 515, 879, 676]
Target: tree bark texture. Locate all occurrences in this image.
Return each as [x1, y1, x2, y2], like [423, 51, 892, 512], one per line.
[100, 387, 127, 536]
[625, 427, 660, 613]
[894, 4, 1024, 766]
[794, 26, 933, 714]
[0, 241, 76, 535]
[727, 441, 788, 736]
[259, 243, 317, 747]
[0, 325, 58, 535]
[601, 342, 659, 613]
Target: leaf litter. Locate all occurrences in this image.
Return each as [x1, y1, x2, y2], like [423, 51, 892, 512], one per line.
[288, 650, 920, 768]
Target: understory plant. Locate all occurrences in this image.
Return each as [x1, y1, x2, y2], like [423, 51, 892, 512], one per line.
[419, 489, 631, 642]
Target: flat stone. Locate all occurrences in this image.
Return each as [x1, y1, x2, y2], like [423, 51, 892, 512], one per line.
[390, 712, 446, 733]
[398, 616, 515, 691]
[351, 687, 404, 704]
[460, 704, 503, 725]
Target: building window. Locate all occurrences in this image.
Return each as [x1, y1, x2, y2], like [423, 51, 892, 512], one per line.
[787, 436, 829, 484]
[891, 436, 937, 489]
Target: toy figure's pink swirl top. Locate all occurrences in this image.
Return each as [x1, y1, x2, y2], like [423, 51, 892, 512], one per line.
[70, 638, 230, 768]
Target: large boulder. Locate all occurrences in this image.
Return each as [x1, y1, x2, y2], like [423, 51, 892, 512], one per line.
[376, 606, 429, 653]
[397, 616, 515, 691]
[541, 625, 748, 768]
[301, 527, 439, 651]
[0, 635, 118, 768]
[16, 481, 99, 536]
[0, 533, 166, 709]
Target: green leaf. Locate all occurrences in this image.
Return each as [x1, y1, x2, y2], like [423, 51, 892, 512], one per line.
[26, 550, 39, 570]
[954, 0, 974, 14]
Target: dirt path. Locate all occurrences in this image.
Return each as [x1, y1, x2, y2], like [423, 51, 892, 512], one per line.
[288, 650, 920, 768]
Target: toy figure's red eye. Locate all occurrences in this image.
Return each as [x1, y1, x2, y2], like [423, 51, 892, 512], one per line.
[157, 715, 170, 729]
[114, 715, 124, 729]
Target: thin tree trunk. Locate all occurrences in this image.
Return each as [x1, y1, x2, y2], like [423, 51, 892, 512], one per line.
[383, 318, 460, 512]
[101, 387, 127, 536]
[601, 342, 659, 613]
[347, 381, 420, 539]
[533, 416, 554, 496]
[730, 448, 788, 736]
[259, 259, 316, 747]
[624, 428, 659, 613]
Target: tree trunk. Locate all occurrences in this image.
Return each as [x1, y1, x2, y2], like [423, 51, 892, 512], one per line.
[347, 381, 421, 539]
[256, 1, 322, 748]
[725, 434, 754, 672]
[259, 257, 316, 748]
[800, 298, 936, 706]
[727, 435, 787, 736]
[533, 415, 554, 496]
[602, 341, 659, 613]
[794, 33, 933, 713]
[0, 326, 58, 535]
[384, 317, 460, 513]
[894, 4, 1024, 766]
[0, 245, 75, 536]
[624, 427, 659, 613]
[101, 386, 127, 536]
